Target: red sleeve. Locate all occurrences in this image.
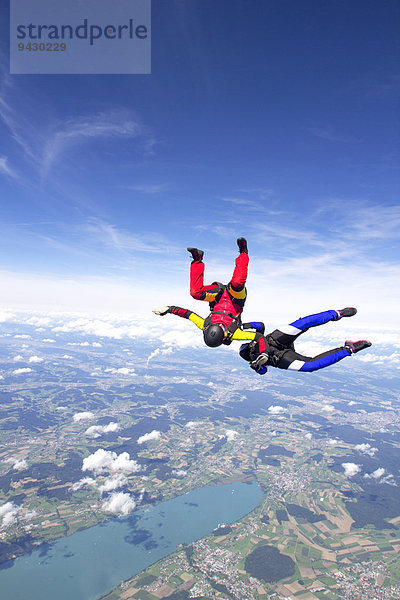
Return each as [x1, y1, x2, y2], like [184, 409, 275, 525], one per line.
[169, 306, 192, 319]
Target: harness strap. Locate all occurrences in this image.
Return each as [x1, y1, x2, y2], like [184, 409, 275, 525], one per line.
[268, 349, 287, 367]
[203, 314, 212, 329]
[208, 284, 225, 310]
[223, 316, 242, 344]
[260, 334, 287, 367]
[212, 310, 239, 320]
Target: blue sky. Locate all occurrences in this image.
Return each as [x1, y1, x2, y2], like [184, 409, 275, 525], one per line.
[0, 1, 399, 331]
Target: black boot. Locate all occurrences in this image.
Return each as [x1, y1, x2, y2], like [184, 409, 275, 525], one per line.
[334, 307, 357, 320]
[237, 237, 248, 254]
[344, 340, 372, 354]
[187, 247, 204, 262]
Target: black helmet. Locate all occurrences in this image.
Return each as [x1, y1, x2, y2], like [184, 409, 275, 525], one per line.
[239, 343, 251, 361]
[203, 324, 225, 347]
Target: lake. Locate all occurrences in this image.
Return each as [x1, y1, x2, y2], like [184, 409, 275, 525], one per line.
[0, 481, 262, 600]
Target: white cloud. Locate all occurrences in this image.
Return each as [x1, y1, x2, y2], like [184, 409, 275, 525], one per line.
[85, 422, 121, 438]
[13, 355, 24, 362]
[304, 433, 312, 440]
[327, 439, 339, 446]
[82, 449, 116, 475]
[0, 311, 15, 322]
[364, 467, 386, 480]
[0, 502, 21, 528]
[111, 452, 141, 474]
[115, 367, 136, 375]
[29, 312, 172, 347]
[354, 443, 378, 457]
[26, 316, 52, 327]
[342, 462, 361, 477]
[69, 477, 97, 492]
[12, 367, 32, 375]
[268, 405, 285, 414]
[12, 458, 28, 471]
[28, 355, 43, 363]
[102, 492, 136, 515]
[225, 429, 238, 441]
[98, 474, 128, 494]
[321, 404, 335, 413]
[380, 474, 398, 486]
[137, 430, 161, 445]
[159, 329, 200, 349]
[73, 411, 95, 423]
[356, 352, 400, 365]
[185, 421, 198, 429]
[172, 469, 187, 477]
[147, 346, 173, 365]
[82, 449, 141, 476]
[104, 367, 136, 376]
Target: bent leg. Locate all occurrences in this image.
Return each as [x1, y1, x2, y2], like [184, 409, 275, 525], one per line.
[230, 252, 249, 290]
[228, 253, 249, 307]
[271, 310, 338, 347]
[278, 346, 351, 372]
[190, 261, 219, 300]
[290, 310, 338, 331]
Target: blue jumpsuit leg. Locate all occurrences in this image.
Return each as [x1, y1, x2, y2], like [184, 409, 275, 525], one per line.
[273, 310, 351, 372]
[296, 347, 351, 372]
[290, 310, 337, 332]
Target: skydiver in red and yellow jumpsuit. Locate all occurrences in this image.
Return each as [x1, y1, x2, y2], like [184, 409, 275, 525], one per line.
[153, 238, 262, 347]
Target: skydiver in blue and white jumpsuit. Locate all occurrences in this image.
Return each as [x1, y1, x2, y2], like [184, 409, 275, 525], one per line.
[239, 308, 372, 375]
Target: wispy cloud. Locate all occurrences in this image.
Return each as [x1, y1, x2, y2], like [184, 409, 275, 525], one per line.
[238, 187, 276, 200]
[363, 74, 400, 100]
[40, 109, 152, 177]
[251, 220, 328, 249]
[307, 125, 359, 143]
[0, 74, 155, 180]
[83, 218, 180, 254]
[0, 156, 18, 180]
[321, 201, 400, 242]
[120, 183, 170, 194]
[221, 197, 264, 211]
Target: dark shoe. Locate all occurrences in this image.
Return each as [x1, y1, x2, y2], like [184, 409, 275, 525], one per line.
[187, 247, 204, 262]
[237, 237, 248, 254]
[344, 340, 372, 354]
[335, 307, 357, 320]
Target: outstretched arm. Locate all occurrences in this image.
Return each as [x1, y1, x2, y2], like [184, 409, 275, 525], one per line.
[153, 306, 205, 331]
[232, 321, 265, 342]
[242, 321, 265, 334]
